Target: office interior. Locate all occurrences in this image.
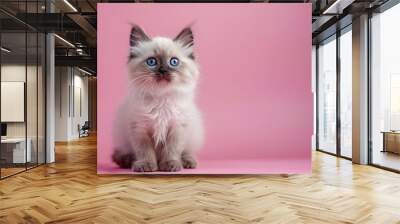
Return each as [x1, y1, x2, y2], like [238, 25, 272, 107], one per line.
[0, 0, 97, 179]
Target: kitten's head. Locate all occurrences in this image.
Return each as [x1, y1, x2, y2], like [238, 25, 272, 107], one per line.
[127, 24, 199, 95]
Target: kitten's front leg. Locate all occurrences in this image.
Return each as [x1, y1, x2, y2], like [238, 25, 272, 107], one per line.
[130, 128, 158, 172]
[181, 150, 197, 169]
[158, 125, 185, 172]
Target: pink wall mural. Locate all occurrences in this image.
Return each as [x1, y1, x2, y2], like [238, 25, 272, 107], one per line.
[97, 3, 312, 174]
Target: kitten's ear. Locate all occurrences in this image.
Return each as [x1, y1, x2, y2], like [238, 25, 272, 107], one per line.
[130, 24, 150, 47]
[174, 27, 194, 49]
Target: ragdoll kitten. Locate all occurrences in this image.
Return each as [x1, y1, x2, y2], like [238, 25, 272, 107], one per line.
[112, 25, 203, 172]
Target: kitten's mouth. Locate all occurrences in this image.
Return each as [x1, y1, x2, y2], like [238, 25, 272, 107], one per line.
[155, 75, 171, 83]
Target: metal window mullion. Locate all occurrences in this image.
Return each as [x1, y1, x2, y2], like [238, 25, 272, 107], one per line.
[36, 0, 39, 167]
[367, 11, 373, 165]
[25, 0, 28, 171]
[316, 45, 320, 150]
[44, 32, 47, 165]
[336, 28, 341, 157]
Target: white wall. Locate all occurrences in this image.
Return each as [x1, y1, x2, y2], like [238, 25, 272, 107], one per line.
[55, 67, 89, 141]
[55, 66, 70, 141]
[70, 73, 89, 139]
[1, 65, 41, 137]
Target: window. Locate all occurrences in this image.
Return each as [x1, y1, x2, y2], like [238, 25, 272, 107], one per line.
[317, 35, 337, 154]
[339, 27, 352, 158]
[371, 3, 400, 171]
[316, 25, 353, 159]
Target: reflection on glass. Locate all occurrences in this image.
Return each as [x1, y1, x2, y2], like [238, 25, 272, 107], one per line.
[318, 37, 337, 154]
[27, 31, 38, 169]
[38, 33, 46, 165]
[0, 0, 47, 178]
[340, 29, 352, 158]
[1, 31, 28, 177]
[371, 4, 400, 171]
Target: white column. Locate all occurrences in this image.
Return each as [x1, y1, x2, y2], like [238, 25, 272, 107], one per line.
[46, 33, 55, 163]
[45, 0, 55, 163]
[352, 14, 369, 164]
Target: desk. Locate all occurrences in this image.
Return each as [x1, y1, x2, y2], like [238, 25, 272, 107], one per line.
[382, 131, 400, 154]
[1, 138, 31, 163]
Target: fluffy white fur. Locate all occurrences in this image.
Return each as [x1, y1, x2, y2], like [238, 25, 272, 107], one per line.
[112, 26, 203, 172]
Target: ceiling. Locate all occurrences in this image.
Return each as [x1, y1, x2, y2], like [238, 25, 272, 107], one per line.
[0, 0, 394, 75]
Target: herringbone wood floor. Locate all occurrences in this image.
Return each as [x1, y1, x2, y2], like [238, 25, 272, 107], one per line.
[1, 135, 400, 224]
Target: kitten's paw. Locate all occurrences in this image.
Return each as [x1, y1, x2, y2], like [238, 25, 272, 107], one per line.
[132, 160, 158, 172]
[159, 160, 182, 172]
[112, 150, 135, 169]
[182, 157, 197, 169]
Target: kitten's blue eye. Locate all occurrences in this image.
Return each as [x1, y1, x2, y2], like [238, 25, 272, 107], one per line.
[146, 57, 157, 67]
[169, 57, 179, 67]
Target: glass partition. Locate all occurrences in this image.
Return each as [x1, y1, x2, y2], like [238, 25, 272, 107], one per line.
[1, 31, 28, 177]
[27, 31, 38, 169]
[0, 1, 46, 179]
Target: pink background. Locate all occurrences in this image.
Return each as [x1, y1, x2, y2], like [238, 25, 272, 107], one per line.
[97, 3, 312, 174]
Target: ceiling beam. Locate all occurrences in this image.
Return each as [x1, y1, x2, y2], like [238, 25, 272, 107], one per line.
[67, 13, 97, 41]
[55, 55, 96, 68]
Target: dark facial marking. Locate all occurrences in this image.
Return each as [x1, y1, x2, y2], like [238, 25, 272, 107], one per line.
[189, 53, 195, 60]
[129, 54, 136, 61]
[144, 56, 175, 82]
[158, 66, 168, 75]
[149, 51, 176, 76]
[155, 64, 172, 82]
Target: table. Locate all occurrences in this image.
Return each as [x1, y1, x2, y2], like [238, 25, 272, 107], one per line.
[1, 138, 32, 164]
[382, 131, 400, 154]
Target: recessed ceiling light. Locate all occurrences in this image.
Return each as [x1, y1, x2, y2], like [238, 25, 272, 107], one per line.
[323, 0, 354, 15]
[1, 47, 11, 53]
[63, 0, 78, 12]
[54, 34, 75, 48]
[78, 67, 93, 76]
